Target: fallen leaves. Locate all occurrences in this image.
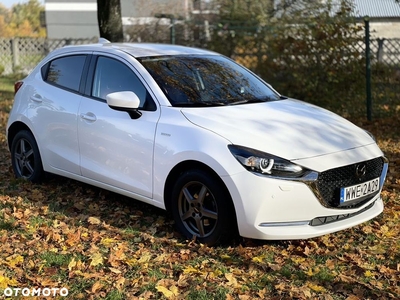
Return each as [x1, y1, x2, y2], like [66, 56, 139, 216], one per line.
[0, 273, 18, 289]
[89, 252, 104, 267]
[156, 280, 179, 299]
[5, 254, 24, 268]
[0, 100, 399, 299]
[87, 216, 101, 225]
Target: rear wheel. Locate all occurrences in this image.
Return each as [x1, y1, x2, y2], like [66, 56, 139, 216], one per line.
[171, 169, 235, 245]
[11, 130, 44, 183]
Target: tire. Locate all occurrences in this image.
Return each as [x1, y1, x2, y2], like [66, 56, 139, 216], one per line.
[10, 130, 44, 183]
[171, 169, 236, 245]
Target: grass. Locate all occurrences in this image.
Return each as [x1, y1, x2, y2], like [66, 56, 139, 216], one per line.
[0, 76, 399, 299]
[0, 76, 15, 93]
[39, 251, 73, 268]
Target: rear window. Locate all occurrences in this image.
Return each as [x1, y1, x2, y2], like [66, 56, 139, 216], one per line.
[43, 55, 86, 92]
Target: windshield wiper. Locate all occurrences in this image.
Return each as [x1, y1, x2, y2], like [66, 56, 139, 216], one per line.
[229, 96, 276, 105]
[173, 101, 225, 107]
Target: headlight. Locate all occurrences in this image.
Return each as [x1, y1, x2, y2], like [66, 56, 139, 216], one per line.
[228, 145, 308, 178]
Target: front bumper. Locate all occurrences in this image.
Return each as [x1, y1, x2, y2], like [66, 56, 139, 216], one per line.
[223, 157, 387, 240]
[254, 198, 383, 240]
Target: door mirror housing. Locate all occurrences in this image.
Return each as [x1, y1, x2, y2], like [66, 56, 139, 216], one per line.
[106, 91, 142, 119]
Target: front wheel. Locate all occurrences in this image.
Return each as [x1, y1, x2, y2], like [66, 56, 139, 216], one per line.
[171, 169, 236, 245]
[10, 130, 44, 183]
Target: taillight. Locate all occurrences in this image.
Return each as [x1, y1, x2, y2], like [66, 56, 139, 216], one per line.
[14, 81, 23, 95]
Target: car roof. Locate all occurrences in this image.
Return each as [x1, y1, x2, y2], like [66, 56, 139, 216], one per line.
[55, 40, 218, 58]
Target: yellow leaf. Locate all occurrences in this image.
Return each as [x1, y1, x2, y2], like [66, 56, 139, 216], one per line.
[308, 283, 326, 292]
[68, 257, 77, 271]
[125, 257, 137, 266]
[380, 225, 389, 234]
[170, 285, 179, 296]
[0, 275, 18, 288]
[115, 277, 125, 291]
[305, 268, 314, 276]
[6, 255, 24, 267]
[109, 267, 121, 274]
[291, 257, 306, 264]
[220, 254, 231, 260]
[138, 252, 152, 263]
[225, 273, 239, 287]
[154, 253, 168, 263]
[364, 270, 374, 277]
[101, 238, 117, 246]
[183, 266, 201, 274]
[156, 285, 174, 298]
[90, 252, 103, 267]
[91, 281, 103, 293]
[88, 217, 101, 225]
[38, 262, 46, 273]
[74, 270, 84, 276]
[252, 255, 265, 263]
[302, 287, 312, 298]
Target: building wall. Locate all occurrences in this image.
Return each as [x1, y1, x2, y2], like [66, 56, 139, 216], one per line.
[45, 0, 192, 39]
[370, 22, 400, 39]
[45, 0, 99, 39]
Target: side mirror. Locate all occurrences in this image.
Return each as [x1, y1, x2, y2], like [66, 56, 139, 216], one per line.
[106, 91, 142, 119]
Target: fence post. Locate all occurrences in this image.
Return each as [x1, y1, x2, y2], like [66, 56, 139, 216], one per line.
[377, 38, 385, 62]
[11, 38, 20, 73]
[364, 17, 372, 121]
[170, 17, 176, 44]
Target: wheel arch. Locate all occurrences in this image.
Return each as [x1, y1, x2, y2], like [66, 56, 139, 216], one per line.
[163, 160, 237, 219]
[7, 121, 34, 151]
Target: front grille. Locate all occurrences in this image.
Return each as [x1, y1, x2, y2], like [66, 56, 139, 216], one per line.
[316, 157, 384, 208]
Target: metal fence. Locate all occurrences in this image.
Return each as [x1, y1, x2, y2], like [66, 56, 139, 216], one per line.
[0, 37, 97, 74]
[369, 38, 400, 118]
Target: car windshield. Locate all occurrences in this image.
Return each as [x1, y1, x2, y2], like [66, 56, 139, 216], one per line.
[138, 55, 280, 107]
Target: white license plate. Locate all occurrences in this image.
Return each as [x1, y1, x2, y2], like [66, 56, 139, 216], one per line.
[340, 178, 380, 203]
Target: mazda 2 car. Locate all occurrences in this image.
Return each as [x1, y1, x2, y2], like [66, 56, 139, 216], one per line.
[6, 40, 388, 245]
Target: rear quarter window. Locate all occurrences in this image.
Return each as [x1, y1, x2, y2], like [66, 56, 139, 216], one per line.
[42, 55, 87, 92]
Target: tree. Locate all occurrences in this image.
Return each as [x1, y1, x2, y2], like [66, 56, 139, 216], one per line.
[97, 0, 123, 42]
[0, 0, 45, 37]
[11, 0, 43, 34]
[209, 0, 365, 114]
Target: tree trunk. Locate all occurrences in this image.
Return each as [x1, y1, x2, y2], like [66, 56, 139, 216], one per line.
[97, 0, 123, 42]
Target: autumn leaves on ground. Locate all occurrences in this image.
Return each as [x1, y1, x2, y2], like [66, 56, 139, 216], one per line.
[0, 77, 399, 300]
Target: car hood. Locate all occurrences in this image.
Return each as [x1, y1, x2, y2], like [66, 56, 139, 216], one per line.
[180, 99, 375, 161]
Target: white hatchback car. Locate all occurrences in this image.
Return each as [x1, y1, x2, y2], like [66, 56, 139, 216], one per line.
[7, 40, 388, 245]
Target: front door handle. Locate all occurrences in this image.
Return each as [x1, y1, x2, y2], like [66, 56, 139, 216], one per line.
[80, 113, 97, 122]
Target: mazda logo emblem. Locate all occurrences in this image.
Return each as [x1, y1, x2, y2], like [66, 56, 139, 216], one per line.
[355, 164, 367, 180]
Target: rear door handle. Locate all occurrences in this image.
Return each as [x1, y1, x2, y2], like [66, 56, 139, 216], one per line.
[30, 94, 42, 103]
[80, 113, 97, 122]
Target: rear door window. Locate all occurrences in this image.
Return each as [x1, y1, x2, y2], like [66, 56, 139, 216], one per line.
[43, 55, 87, 92]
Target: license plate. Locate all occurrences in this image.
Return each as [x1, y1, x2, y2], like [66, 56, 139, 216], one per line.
[340, 178, 380, 203]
